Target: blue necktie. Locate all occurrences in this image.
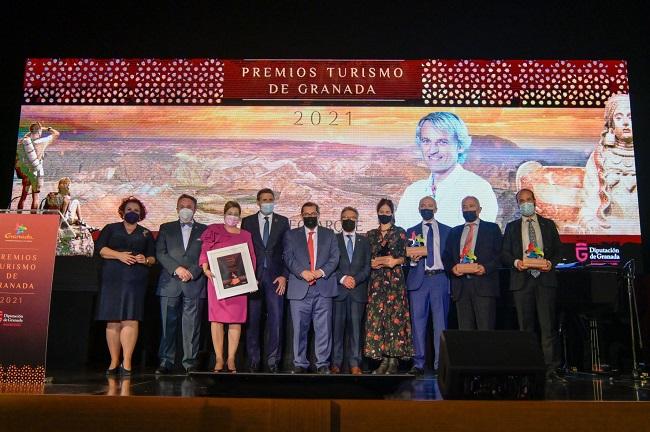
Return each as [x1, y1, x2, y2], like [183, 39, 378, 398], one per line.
[181, 222, 193, 228]
[263, 216, 270, 268]
[346, 235, 354, 262]
[425, 223, 434, 267]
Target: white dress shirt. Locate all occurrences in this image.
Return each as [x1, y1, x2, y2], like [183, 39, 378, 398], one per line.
[459, 218, 480, 261]
[304, 226, 325, 277]
[395, 164, 498, 229]
[340, 230, 356, 283]
[181, 220, 193, 250]
[258, 211, 273, 239]
[422, 219, 444, 270]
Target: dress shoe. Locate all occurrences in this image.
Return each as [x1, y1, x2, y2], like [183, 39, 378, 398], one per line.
[185, 367, 198, 374]
[119, 365, 132, 377]
[408, 366, 424, 377]
[386, 358, 399, 375]
[546, 371, 568, 383]
[372, 357, 389, 375]
[248, 363, 260, 373]
[350, 366, 363, 375]
[268, 364, 280, 374]
[155, 366, 172, 375]
[330, 365, 341, 374]
[317, 366, 331, 375]
[291, 366, 307, 374]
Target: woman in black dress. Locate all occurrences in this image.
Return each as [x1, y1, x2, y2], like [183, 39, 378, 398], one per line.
[364, 198, 413, 374]
[95, 196, 156, 376]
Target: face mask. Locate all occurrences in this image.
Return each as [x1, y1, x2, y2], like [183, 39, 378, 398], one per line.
[260, 202, 275, 215]
[419, 209, 434, 221]
[224, 215, 240, 227]
[124, 211, 140, 224]
[303, 216, 318, 229]
[519, 202, 535, 217]
[341, 219, 356, 232]
[178, 207, 194, 223]
[462, 211, 477, 223]
[378, 214, 393, 225]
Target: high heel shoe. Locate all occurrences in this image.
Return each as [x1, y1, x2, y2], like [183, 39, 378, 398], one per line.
[386, 357, 399, 375]
[372, 357, 389, 375]
[105, 366, 119, 376]
[226, 358, 237, 374]
[213, 358, 225, 373]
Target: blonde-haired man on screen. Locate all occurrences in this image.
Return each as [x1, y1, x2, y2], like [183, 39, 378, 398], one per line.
[395, 112, 498, 229]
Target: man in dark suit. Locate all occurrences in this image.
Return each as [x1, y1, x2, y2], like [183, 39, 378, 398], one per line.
[330, 206, 371, 375]
[284, 202, 340, 374]
[443, 196, 502, 330]
[502, 188, 564, 381]
[155, 194, 208, 374]
[241, 188, 290, 373]
[406, 197, 451, 375]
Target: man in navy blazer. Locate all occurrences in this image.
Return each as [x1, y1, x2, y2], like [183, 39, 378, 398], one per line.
[155, 194, 208, 374]
[502, 188, 563, 381]
[241, 188, 290, 373]
[331, 206, 371, 375]
[284, 202, 340, 374]
[406, 197, 451, 375]
[443, 196, 503, 330]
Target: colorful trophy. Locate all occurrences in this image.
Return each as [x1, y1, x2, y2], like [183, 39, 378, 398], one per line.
[457, 246, 479, 274]
[523, 242, 547, 269]
[406, 231, 427, 258]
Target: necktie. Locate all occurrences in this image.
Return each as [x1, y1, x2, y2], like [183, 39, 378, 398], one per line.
[425, 223, 434, 267]
[346, 235, 354, 262]
[181, 222, 193, 228]
[262, 216, 270, 268]
[528, 219, 541, 278]
[462, 223, 475, 257]
[307, 231, 315, 285]
[431, 178, 437, 198]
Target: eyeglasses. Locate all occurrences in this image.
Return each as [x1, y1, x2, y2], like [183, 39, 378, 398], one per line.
[302, 213, 319, 217]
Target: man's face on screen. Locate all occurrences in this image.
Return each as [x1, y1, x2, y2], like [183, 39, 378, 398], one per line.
[419, 122, 459, 174]
[612, 101, 633, 143]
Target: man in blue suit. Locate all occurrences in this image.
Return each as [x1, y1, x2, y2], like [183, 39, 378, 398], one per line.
[443, 196, 503, 330]
[331, 206, 371, 375]
[284, 202, 340, 374]
[155, 194, 208, 374]
[241, 188, 290, 373]
[406, 197, 451, 376]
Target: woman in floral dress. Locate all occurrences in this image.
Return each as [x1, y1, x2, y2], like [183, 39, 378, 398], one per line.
[364, 198, 413, 374]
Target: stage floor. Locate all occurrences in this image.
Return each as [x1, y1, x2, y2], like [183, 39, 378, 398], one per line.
[13, 369, 649, 401]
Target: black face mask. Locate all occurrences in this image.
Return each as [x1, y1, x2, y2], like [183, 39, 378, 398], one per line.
[462, 210, 478, 222]
[378, 214, 393, 225]
[303, 217, 318, 229]
[419, 209, 434, 221]
[341, 219, 356, 232]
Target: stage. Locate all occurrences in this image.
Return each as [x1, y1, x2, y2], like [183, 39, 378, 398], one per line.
[2, 370, 650, 432]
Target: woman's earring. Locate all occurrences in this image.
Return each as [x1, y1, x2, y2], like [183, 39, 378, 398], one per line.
[604, 128, 616, 146]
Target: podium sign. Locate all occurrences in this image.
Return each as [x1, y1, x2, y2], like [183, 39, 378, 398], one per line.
[0, 213, 59, 385]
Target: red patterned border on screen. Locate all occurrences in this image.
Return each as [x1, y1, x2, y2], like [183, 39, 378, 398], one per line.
[22, 58, 629, 106]
[23, 58, 224, 105]
[421, 59, 628, 107]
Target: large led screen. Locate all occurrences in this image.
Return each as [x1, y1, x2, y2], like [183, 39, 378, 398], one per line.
[12, 59, 639, 245]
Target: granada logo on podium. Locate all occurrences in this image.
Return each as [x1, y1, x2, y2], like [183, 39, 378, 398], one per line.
[0, 213, 59, 388]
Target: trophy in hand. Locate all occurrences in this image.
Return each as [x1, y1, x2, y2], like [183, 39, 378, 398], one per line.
[523, 243, 547, 269]
[406, 231, 426, 258]
[457, 247, 479, 274]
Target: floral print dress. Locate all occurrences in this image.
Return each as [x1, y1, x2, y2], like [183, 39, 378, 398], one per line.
[364, 225, 414, 360]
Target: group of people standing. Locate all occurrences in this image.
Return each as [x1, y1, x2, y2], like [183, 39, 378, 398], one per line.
[94, 185, 564, 382]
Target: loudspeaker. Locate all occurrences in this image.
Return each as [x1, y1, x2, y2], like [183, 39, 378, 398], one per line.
[438, 330, 546, 400]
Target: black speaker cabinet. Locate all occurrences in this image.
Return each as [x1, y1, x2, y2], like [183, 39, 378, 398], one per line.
[438, 330, 547, 400]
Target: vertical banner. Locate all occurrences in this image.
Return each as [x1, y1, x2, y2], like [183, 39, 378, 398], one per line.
[0, 213, 59, 388]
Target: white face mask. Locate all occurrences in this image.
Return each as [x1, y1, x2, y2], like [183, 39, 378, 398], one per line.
[178, 207, 194, 223]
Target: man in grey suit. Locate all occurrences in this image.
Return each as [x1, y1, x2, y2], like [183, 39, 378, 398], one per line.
[155, 194, 208, 374]
[331, 206, 371, 375]
[284, 202, 340, 374]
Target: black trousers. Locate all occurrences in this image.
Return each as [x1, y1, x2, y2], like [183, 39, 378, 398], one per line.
[454, 278, 496, 330]
[512, 276, 561, 371]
